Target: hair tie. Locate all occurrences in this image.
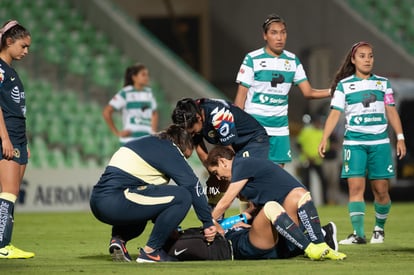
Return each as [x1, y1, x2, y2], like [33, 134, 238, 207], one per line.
[0, 20, 19, 47]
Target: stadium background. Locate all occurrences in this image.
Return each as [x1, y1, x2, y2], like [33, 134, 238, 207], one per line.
[1, 0, 413, 212]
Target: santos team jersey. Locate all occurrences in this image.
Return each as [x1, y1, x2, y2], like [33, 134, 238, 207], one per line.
[109, 85, 157, 143]
[236, 48, 307, 136]
[331, 74, 394, 145]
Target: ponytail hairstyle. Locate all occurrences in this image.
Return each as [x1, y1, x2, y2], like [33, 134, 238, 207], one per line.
[171, 98, 202, 129]
[329, 41, 372, 96]
[123, 63, 147, 87]
[157, 124, 194, 155]
[0, 20, 30, 50]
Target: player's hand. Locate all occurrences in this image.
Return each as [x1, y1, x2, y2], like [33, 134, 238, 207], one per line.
[204, 225, 217, 242]
[117, 129, 132, 137]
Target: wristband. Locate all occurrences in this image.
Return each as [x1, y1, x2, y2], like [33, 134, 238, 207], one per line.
[397, 133, 405, 140]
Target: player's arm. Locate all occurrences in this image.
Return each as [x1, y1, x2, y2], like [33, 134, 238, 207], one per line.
[318, 109, 341, 158]
[298, 80, 331, 99]
[212, 179, 248, 221]
[234, 84, 249, 109]
[385, 105, 406, 159]
[0, 107, 13, 159]
[151, 110, 159, 133]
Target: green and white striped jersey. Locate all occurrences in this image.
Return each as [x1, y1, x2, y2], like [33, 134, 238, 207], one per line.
[236, 48, 307, 136]
[109, 85, 157, 144]
[331, 74, 395, 145]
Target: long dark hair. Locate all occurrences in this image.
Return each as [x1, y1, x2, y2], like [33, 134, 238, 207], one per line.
[123, 63, 146, 87]
[171, 98, 202, 129]
[157, 124, 193, 154]
[330, 41, 372, 95]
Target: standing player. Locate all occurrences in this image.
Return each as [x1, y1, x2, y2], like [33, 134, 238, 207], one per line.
[234, 14, 330, 166]
[318, 41, 406, 244]
[103, 63, 158, 145]
[90, 125, 216, 263]
[0, 20, 35, 259]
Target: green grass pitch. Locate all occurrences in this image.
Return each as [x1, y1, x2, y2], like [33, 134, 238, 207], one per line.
[2, 202, 414, 274]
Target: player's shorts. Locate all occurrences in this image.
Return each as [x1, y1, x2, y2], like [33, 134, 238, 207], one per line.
[341, 143, 394, 180]
[0, 142, 28, 164]
[268, 135, 291, 164]
[225, 227, 302, 260]
[225, 227, 277, 259]
[235, 134, 269, 159]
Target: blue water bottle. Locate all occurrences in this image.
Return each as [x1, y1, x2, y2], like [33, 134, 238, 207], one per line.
[218, 214, 247, 230]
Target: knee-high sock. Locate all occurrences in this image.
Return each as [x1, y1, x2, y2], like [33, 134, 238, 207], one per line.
[0, 193, 17, 248]
[264, 201, 311, 250]
[374, 201, 391, 230]
[348, 201, 365, 237]
[297, 193, 325, 243]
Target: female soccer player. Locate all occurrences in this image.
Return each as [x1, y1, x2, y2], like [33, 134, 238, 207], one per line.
[103, 63, 158, 145]
[205, 146, 346, 260]
[318, 41, 406, 244]
[90, 125, 216, 263]
[0, 20, 34, 259]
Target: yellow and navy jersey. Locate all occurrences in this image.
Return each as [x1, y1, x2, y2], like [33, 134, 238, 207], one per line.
[0, 58, 26, 144]
[95, 135, 212, 225]
[198, 98, 267, 152]
[231, 157, 304, 206]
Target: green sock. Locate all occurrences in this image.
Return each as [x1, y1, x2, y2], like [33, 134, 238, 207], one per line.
[348, 201, 366, 238]
[374, 201, 391, 230]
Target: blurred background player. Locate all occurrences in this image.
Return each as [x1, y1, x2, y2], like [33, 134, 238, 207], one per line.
[234, 14, 330, 167]
[103, 63, 158, 145]
[296, 114, 328, 205]
[0, 20, 34, 259]
[319, 41, 406, 245]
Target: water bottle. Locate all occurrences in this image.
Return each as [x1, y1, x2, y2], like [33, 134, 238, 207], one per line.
[218, 213, 247, 230]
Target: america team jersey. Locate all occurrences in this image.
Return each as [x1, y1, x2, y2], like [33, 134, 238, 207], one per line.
[0, 58, 26, 144]
[236, 48, 307, 136]
[197, 98, 267, 152]
[109, 85, 157, 143]
[331, 74, 394, 145]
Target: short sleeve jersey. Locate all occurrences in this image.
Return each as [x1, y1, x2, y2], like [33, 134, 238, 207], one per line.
[236, 48, 307, 136]
[231, 157, 303, 206]
[198, 98, 267, 152]
[109, 85, 157, 143]
[331, 74, 394, 145]
[0, 58, 26, 144]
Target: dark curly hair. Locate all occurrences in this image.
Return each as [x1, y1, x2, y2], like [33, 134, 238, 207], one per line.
[171, 98, 202, 129]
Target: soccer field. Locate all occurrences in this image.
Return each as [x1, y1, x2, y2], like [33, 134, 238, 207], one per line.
[3, 202, 414, 274]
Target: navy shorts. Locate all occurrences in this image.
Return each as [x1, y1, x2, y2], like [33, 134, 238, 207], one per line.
[0, 142, 28, 164]
[225, 227, 302, 260]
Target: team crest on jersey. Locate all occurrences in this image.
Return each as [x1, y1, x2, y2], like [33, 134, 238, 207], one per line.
[284, 60, 291, 71]
[375, 81, 384, 91]
[13, 148, 20, 158]
[208, 130, 216, 138]
[0, 71, 4, 83]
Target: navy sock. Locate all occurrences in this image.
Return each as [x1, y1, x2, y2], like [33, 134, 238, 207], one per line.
[297, 200, 324, 243]
[274, 212, 311, 250]
[0, 198, 14, 247]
